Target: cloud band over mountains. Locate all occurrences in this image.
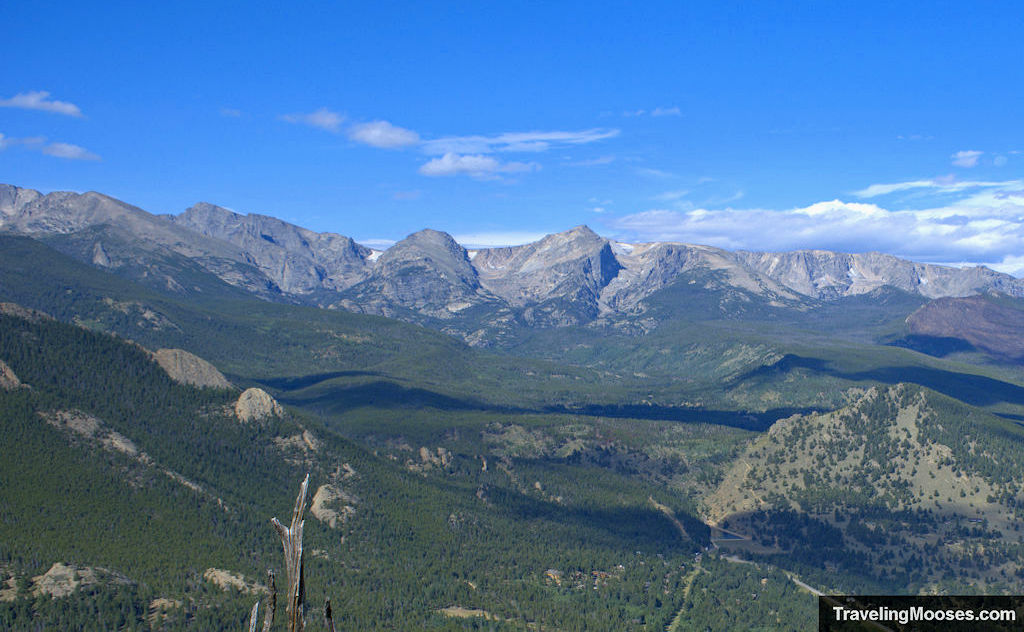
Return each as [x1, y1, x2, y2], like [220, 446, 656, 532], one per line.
[609, 180, 1024, 275]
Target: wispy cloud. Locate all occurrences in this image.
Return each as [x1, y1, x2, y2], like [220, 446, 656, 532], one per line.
[653, 189, 690, 201]
[41, 142, 100, 161]
[635, 167, 676, 179]
[220, 107, 242, 118]
[853, 177, 1017, 198]
[0, 133, 99, 160]
[952, 150, 983, 168]
[421, 128, 619, 155]
[651, 106, 682, 117]
[348, 120, 420, 148]
[623, 107, 681, 118]
[418, 153, 540, 179]
[608, 182, 1024, 274]
[0, 91, 83, 117]
[280, 107, 344, 132]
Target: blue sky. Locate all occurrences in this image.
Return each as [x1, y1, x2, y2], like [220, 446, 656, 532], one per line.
[2, 2, 1023, 273]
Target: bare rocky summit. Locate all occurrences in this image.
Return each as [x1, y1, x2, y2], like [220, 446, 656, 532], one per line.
[171, 202, 373, 294]
[336, 228, 499, 319]
[151, 348, 232, 389]
[234, 387, 284, 422]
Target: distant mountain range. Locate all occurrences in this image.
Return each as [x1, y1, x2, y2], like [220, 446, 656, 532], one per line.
[4, 182, 1024, 340]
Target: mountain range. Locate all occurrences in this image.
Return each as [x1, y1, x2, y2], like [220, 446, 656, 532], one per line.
[5, 182, 1024, 628]
[4, 183, 1023, 342]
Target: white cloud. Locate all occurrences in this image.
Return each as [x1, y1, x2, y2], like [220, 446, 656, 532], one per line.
[280, 107, 344, 132]
[418, 153, 539, 179]
[952, 150, 983, 168]
[41, 142, 100, 161]
[608, 183, 1024, 271]
[220, 107, 242, 118]
[0, 91, 83, 117]
[421, 128, 619, 155]
[651, 106, 682, 117]
[0, 134, 99, 160]
[853, 177, 1018, 198]
[453, 231, 549, 248]
[348, 120, 420, 148]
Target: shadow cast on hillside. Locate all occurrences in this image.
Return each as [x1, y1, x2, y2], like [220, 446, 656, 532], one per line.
[736, 353, 1024, 409]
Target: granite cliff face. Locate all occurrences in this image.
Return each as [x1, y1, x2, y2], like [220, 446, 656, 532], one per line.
[4, 183, 1024, 340]
[170, 202, 372, 294]
[474, 226, 621, 325]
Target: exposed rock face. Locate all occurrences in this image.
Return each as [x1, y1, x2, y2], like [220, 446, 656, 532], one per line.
[234, 387, 284, 422]
[907, 295, 1024, 360]
[0, 359, 22, 390]
[338, 229, 498, 318]
[0, 184, 279, 297]
[203, 568, 264, 594]
[152, 348, 232, 389]
[30, 563, 129, 598]
[310, 483, 357, 528]
[6, 182, 1024, 336]
[598, 242, 800, 313]
[735, 250, 1024, 300]
[171, 202, 372, 294]
[474, 226, 621, 324]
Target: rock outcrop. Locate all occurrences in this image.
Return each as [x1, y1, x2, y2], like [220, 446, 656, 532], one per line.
[309, 483, 357, 528]
[234, 387, 284, 422]
[0, 359, 22, 390]
[152, 348, 232, 389]
[30, 563, 129, 598]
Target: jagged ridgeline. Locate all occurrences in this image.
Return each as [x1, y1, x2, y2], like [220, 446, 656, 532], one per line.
[0, 310, 816, 630]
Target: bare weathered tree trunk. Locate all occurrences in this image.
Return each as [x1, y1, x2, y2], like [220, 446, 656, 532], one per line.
[272, 473, 310, 632]
[248, 571, 276, 632]
[324, 598, 336, 632]
[246, 474, 337, 631]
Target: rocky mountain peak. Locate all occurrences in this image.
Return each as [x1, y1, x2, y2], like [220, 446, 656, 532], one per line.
[0, 184, 42, 219]
[171, 201, 372, 294]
